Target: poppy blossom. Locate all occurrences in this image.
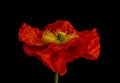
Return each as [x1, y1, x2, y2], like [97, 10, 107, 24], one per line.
[18, 20, 100, 76]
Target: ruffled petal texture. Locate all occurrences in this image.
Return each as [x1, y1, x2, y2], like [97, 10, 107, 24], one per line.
[18, 20, 100, 76]
[19, 23, 44, 46]
[63, 28, 100, 62]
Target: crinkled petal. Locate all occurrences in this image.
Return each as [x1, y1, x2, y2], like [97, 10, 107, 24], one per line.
[62, 28, 100, 62]
[78, 28, 100, 60]
[62, 38, 82, 62]
[50, 52, 67, 76]
[19, 23, 44, 46]
[43, 20, 77, 34]
[23, 44, 55, 72]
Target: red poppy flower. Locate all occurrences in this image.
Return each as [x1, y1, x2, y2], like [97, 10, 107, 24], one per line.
[18, 20, 100, 76]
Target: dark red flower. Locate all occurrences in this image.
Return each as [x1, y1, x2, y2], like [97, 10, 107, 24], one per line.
[18, 20, 100, 76]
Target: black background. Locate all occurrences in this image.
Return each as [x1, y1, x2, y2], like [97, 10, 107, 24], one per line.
[14, 6, 116, 83]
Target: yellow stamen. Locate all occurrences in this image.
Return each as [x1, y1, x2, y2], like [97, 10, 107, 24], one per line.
[42, 30, 79, 45]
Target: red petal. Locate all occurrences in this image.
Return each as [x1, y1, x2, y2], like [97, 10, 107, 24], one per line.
[23, 44, 67, 76]
[43, 20, 77, 34]
[23, 44, 55, 72]
[62, 28, 100, 62]
[62, 38, 82, 62]
[50, 52, 67, 76]
[48, 43, 67, 76]
[78, 28, 100, 60]
[18, 23, 44, 46]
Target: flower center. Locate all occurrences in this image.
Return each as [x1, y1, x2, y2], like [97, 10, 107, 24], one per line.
[57, 32, 66, 41]
[42, 30, 79, 45]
